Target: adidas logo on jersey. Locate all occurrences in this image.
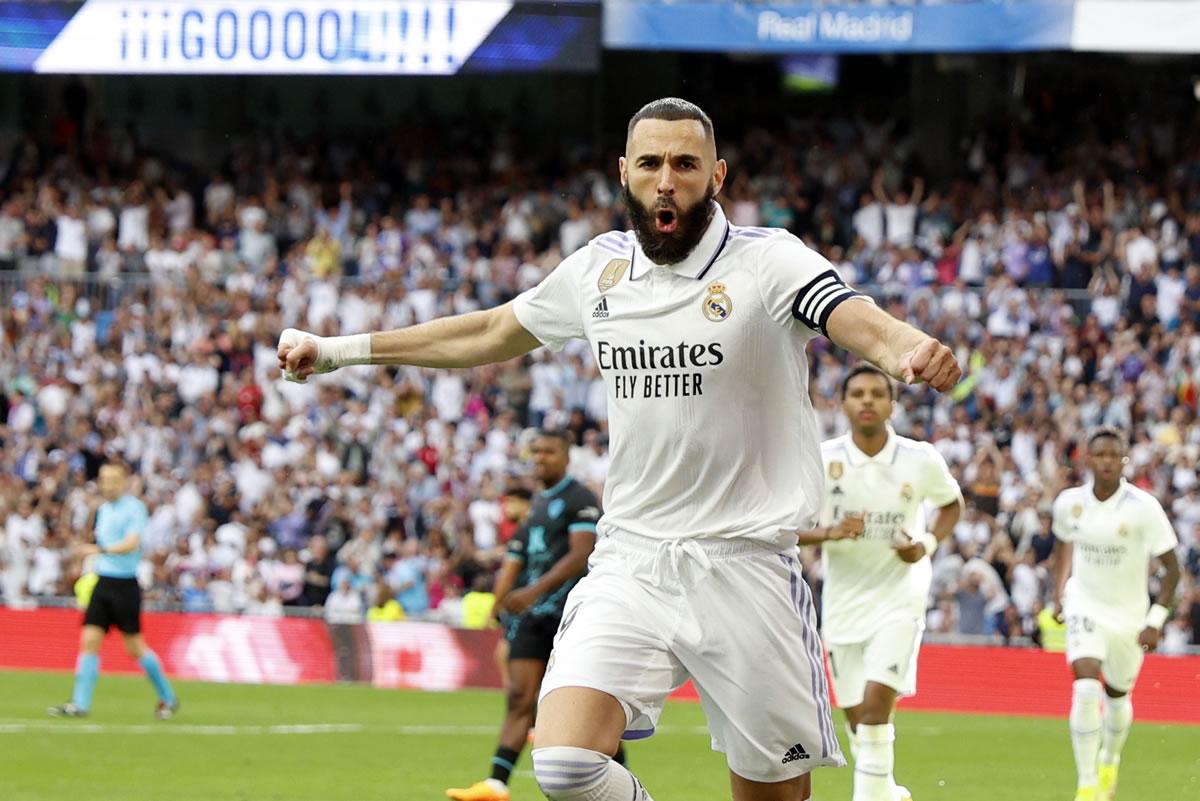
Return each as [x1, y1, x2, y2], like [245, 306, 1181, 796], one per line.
[781, 743, 810, 763]
[592, 297, 610, 319]
[887, 663, 900, 674]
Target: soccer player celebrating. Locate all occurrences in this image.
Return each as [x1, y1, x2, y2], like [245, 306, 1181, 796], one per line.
[279, 98, 960, 801]
[799, 365, 962, 801]
[49, 462, 179, 719]
[1052, 428, 1181, 801]
[447, 429, 612, 801]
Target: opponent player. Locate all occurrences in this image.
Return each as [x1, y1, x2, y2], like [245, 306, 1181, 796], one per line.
[447, 429, 613, 801]
[1052, 428, 1180, 801]
[493, 483, 533, 692]
[279, 98, 960, 801]
[798, 365, 962, 801]
[49, 462, 179, 719]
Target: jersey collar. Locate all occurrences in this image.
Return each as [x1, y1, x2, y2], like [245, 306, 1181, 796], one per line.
[844, 427, 899, 466]
[629, 202, 731, 282]
[541, 475, 574, 498]
[1085, 479, 1127, 506]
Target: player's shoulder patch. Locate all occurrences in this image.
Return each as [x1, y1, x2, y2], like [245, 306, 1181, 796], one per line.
[575, 505, 601, 522]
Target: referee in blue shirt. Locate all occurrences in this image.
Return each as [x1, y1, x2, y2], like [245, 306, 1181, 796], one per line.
[50, 462, 178, 719]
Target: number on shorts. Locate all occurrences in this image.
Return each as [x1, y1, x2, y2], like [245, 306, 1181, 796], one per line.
[1067, 615, 1095, 635]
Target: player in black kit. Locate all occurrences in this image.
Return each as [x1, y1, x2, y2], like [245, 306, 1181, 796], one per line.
[447, 429, 624, 801]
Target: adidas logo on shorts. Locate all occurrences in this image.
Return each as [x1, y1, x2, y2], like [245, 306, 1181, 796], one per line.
[592, 297, 610, 319]
[781, 743, 810, 764]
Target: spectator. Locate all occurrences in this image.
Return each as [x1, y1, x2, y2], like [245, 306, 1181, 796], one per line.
[302, 535, 337, 606]
[324, 575, 365, 624]
[367, 578, 405, 622]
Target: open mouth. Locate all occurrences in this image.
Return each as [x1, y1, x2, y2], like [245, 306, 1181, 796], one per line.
[655, 207, 678, 234]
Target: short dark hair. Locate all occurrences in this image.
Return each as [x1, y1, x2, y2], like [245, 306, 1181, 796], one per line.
[503, 484, 533, 502]
[841, 364, 895, 400]
[535, 428, 572, 449]
[627, 98, 715, 146]
[1087, 426, 1127, 450]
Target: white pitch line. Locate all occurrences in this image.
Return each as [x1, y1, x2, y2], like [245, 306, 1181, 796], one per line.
[0, 721, 713, 737]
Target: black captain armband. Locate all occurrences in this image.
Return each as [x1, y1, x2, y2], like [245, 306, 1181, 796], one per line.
[791, 269, 861, 336]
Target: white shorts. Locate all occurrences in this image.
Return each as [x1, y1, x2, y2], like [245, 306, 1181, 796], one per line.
[1064, 611, 1144, 693]
[539, 530, 845, 783]
[825, 616, 924, 709]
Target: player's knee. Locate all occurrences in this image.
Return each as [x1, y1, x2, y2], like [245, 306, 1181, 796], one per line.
[80, 629, 103, 653]
[505, 683, 538, 716]
[532, 746, 611, 800]
[857, 706, 890, 726]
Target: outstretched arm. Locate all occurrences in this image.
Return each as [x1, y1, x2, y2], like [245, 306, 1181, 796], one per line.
[825, 300, 961, 391]
[278, 301, 542, 381]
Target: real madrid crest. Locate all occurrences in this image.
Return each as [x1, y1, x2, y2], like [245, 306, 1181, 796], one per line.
[703, 281, 732, 322]
[1118, 524, 1128, 537]
[1072, 505, 1083, 519]
[900, 483, 914, 502]
[829, 461, 843, 480]
[597, 258, 630, 294]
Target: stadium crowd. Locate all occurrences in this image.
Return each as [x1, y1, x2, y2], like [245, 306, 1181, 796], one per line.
[1, 102, 1199, 652]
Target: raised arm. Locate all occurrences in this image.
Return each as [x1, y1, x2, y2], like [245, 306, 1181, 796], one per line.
[871, 169, 889, 204]
[278, 301, 542, 381]
[910, 176, 925, 207]
[825, 300, 961, 391]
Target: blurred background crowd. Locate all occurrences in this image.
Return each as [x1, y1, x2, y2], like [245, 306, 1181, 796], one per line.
[1, 68, 1198, 654]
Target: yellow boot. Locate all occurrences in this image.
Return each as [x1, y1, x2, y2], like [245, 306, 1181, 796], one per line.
[1098, 762, 1119, 800]
[445, 779, 511, 801]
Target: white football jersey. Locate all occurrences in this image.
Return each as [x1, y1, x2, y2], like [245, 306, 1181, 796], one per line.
[1052, 481, 1178, 632]
[818, 431, 962, 643]
[513, 203, 868, 547]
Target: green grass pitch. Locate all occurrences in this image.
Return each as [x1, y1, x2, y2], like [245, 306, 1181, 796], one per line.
[1, 670, 1196, 800]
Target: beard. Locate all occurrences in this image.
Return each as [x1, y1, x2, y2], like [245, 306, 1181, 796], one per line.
[622, 181, 717, 266]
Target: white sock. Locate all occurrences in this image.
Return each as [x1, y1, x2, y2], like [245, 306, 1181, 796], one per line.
[844, 720, 859, 760]
[532, 747, 653, 801]
[1070, 679, 1103, 787]
[1101, 694, 1133, 765]
[853, 724, 895, 801]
